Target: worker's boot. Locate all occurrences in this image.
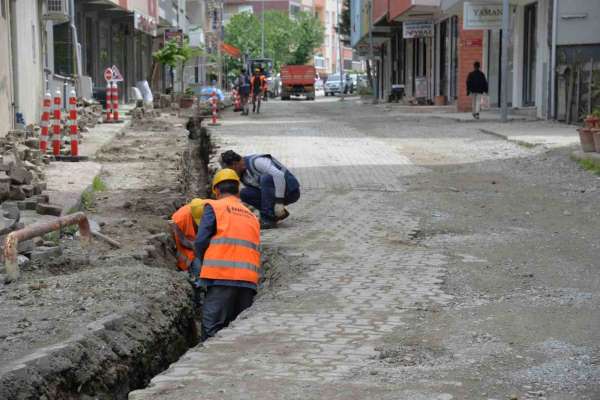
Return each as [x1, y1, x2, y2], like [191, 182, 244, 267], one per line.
[276, 208, 290, 222]
[260, 218, 277, 230]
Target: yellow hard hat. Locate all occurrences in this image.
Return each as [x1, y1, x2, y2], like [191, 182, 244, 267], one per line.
[189, 198, 205, 224]
[212, 168, 240, 193]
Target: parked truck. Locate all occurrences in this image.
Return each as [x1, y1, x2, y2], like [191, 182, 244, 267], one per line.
[280, 65, 316, 101]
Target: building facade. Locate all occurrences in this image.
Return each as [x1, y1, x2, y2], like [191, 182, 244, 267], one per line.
[352, 0, 599, 119]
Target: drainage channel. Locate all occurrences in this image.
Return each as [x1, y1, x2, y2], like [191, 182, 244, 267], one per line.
[0, 118, 212, 400]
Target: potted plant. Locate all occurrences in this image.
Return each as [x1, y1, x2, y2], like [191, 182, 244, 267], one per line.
[578, 108, 600, 152]
[180, 87, 196, 109]
[588, 108, 600, 152]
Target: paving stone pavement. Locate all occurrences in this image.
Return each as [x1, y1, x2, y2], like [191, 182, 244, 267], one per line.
[129, 100, 466, 399]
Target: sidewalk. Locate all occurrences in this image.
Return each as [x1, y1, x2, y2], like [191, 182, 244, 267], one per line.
[21, 116, 124, 226]
[377, 103, 579, 148]
[477, 120, 580, 148]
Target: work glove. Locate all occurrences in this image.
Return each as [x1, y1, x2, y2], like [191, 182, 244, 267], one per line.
[274, 203, 286, 218]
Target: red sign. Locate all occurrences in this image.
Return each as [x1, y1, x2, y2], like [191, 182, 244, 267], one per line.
[462, 38, 483, 48]
[104, 68, 113, 82]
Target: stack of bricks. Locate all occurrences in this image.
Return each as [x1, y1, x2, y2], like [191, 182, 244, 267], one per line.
[457, 16, 484, 113]
[0, 129, 59, 216]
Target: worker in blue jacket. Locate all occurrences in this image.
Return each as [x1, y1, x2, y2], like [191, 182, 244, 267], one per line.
[220, 150, 300, 229]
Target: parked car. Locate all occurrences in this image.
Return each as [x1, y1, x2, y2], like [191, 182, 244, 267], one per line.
[267, 73, 281, 98]
[324, 74, 342, 96]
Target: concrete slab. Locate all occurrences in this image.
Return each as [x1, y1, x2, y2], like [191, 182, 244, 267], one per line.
[478, 121, 580, 148]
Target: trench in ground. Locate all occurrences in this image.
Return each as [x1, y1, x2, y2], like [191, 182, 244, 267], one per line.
[0, 117, 209, 400]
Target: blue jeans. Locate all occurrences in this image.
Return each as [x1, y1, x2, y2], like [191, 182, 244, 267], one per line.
[241, 175, 300, 221]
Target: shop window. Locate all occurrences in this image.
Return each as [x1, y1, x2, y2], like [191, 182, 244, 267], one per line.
[53, 22, 73, 75]
[290, 4, 301, 17]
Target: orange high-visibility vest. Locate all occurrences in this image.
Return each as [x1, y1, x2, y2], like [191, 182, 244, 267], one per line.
[250, 75, 266, 96]
[200, 197, 261, 285]
[171, 204, 197, 271]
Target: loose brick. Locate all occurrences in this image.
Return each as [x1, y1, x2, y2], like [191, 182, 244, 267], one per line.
[36, 203, 63, 216]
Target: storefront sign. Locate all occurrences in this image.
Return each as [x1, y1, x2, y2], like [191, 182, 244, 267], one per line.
[403, 21, 433, 39]
[134, 10, 157, 37]
[165, 29, 184, 45]
[463, 2, 514, 30]
[462, 38, 483, 48]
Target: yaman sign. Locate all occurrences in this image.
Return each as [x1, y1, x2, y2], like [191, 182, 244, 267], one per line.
[463, 2, 510, 30]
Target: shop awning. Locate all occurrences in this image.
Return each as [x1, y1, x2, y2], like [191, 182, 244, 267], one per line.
[221, 43, 241, 58]
[390, 0, 440, 21]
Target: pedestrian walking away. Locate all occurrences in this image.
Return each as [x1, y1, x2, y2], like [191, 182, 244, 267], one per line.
[251, 68, 267, 114]
[466, 61, 488, 120]
[236, 68, 251, 115]
[220, 150, 301, 229]
[194, 169, 261, 341]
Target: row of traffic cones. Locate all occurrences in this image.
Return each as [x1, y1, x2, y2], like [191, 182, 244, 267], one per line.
[39, 90, 80, 158]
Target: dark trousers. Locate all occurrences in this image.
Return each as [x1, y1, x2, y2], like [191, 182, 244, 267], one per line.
[241, 175, 301, 221]
[252, 93, 262, 113]
[201, 285, 255, 341]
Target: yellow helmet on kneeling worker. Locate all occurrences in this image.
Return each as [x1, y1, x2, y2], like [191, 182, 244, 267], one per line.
[212, 168, 240, 195]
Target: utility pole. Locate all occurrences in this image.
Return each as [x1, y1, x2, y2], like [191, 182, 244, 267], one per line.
[500, 0, 510, 122]
[261, 0, 265, 58]
[337, 0, 344, 100]
[368, 0, 376, 102]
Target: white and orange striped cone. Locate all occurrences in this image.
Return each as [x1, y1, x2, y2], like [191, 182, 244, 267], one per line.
[105, 83, 112, 122]
[67, 90, 79, 157]
[39, 92, 52, 153]
[111, 82, 120, 122]
[209, 91, 220, 126]
[52, 89, 62, 157]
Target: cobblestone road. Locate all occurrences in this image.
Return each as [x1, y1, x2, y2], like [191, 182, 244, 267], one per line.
[130, 98, 600, 399]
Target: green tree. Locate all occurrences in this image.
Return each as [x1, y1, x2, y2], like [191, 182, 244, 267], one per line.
[153, 39, 203, 93]
[289, 12, 325, 65]
[225, 11, 323, 71]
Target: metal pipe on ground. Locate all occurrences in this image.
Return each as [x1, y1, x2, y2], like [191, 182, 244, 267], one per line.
[3, 212, 93, 283]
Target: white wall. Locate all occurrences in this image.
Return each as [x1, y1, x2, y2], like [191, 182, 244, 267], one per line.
[11, 0, 44, 126]
[557, 0, 600, 46]
[0, 0, 13, 135]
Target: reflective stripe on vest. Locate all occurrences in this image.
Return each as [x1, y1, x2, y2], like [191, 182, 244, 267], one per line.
[200, 197, 261, 284]
[202, 259, 259, 273]
[210, 237, 260, 251]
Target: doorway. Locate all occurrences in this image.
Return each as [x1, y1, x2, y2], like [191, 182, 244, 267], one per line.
[523, 2, 537, 106]
[439, 19, 448, 97]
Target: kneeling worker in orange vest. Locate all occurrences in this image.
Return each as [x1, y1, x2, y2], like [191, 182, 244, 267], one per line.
[170, 198, 205, 285]
[194, 168, 261, 341]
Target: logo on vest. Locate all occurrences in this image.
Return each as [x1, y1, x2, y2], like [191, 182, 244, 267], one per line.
[226, 205, 255, 218]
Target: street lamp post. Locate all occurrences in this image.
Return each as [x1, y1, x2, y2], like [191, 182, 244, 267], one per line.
[337, 0, 344, 100]
[261, 0, 265, 58]
[501, 0, 510, 122]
